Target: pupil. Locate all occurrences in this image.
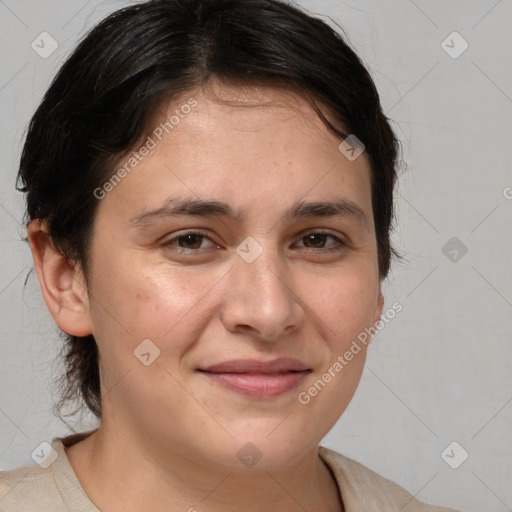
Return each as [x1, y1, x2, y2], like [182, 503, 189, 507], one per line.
[307, 234, 325, 248]
[180, 234, 201, 248]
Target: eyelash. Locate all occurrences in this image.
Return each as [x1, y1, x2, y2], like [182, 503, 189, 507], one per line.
[162, 230, 347, 254]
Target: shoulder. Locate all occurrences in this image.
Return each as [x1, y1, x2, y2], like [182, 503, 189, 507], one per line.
[0, 433, 99, 512]
[0, 462, 64, 512]
[318, 446, 461, 512]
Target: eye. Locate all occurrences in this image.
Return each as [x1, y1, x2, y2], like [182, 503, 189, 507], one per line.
[294, 231, 346, 252]
[162, 231, 218, 251]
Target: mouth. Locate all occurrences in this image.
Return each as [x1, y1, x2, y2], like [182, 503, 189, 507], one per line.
[196, 358, 312, 399]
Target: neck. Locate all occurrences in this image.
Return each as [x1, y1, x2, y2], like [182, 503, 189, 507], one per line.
[66, 423, 343, 512]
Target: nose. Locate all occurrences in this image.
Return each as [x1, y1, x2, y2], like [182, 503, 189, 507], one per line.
[220, 241, 304, 342]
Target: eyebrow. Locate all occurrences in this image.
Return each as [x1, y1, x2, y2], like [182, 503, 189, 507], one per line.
[129, 197, 369, 228]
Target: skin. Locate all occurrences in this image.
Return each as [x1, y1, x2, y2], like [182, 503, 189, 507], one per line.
[28, 81, 384, 512]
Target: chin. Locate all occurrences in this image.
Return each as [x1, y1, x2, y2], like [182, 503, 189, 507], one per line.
[200, 421, 317, 472]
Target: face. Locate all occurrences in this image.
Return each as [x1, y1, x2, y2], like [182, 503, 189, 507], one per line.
[80, 82, 383, 470]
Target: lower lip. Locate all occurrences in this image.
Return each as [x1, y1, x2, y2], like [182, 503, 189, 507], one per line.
[199, 371, 310, 398]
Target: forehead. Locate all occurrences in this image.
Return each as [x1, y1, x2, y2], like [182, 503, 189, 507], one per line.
[96, 82, 373, 225]
[199, 83, 326, 123]
[149, 81, 345, 151]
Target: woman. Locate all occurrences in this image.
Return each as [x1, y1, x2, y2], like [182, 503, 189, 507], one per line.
[0, 0, 461, 510]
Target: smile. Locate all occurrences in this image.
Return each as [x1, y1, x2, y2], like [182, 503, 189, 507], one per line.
[197, 358, 312, 398]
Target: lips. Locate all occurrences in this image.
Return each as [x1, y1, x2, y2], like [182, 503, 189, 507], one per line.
[200, 358, 311, 374]
[197, 358, 311, 398]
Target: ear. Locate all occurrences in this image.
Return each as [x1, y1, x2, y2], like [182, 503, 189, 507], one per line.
[27, 219, 92, 337]
[372, 287, 385, 327]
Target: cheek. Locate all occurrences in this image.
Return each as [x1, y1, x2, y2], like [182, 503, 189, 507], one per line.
[304, 265, 380, 348]
[294, 270, 377, 434]
[86, 258, 220, 414]
[87, 253, 222, 357]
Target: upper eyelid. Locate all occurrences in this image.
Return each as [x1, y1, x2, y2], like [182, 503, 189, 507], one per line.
[294, 228, 344, 238]
[293, 231, 347, 248]
[163, 230, 217, 247]
[296, 231, 344, 240]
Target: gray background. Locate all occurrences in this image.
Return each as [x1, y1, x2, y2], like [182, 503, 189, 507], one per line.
[0, 1, 511, 511]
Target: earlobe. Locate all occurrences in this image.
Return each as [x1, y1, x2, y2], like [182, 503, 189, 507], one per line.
[373, 289, 385, 327]
[27, 220, 92, 337]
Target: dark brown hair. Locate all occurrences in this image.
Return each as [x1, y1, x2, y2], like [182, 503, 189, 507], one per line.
[17, 0, 400, 418]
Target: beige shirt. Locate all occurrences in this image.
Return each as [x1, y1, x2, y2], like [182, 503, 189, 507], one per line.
[0, 432, 460, 512]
